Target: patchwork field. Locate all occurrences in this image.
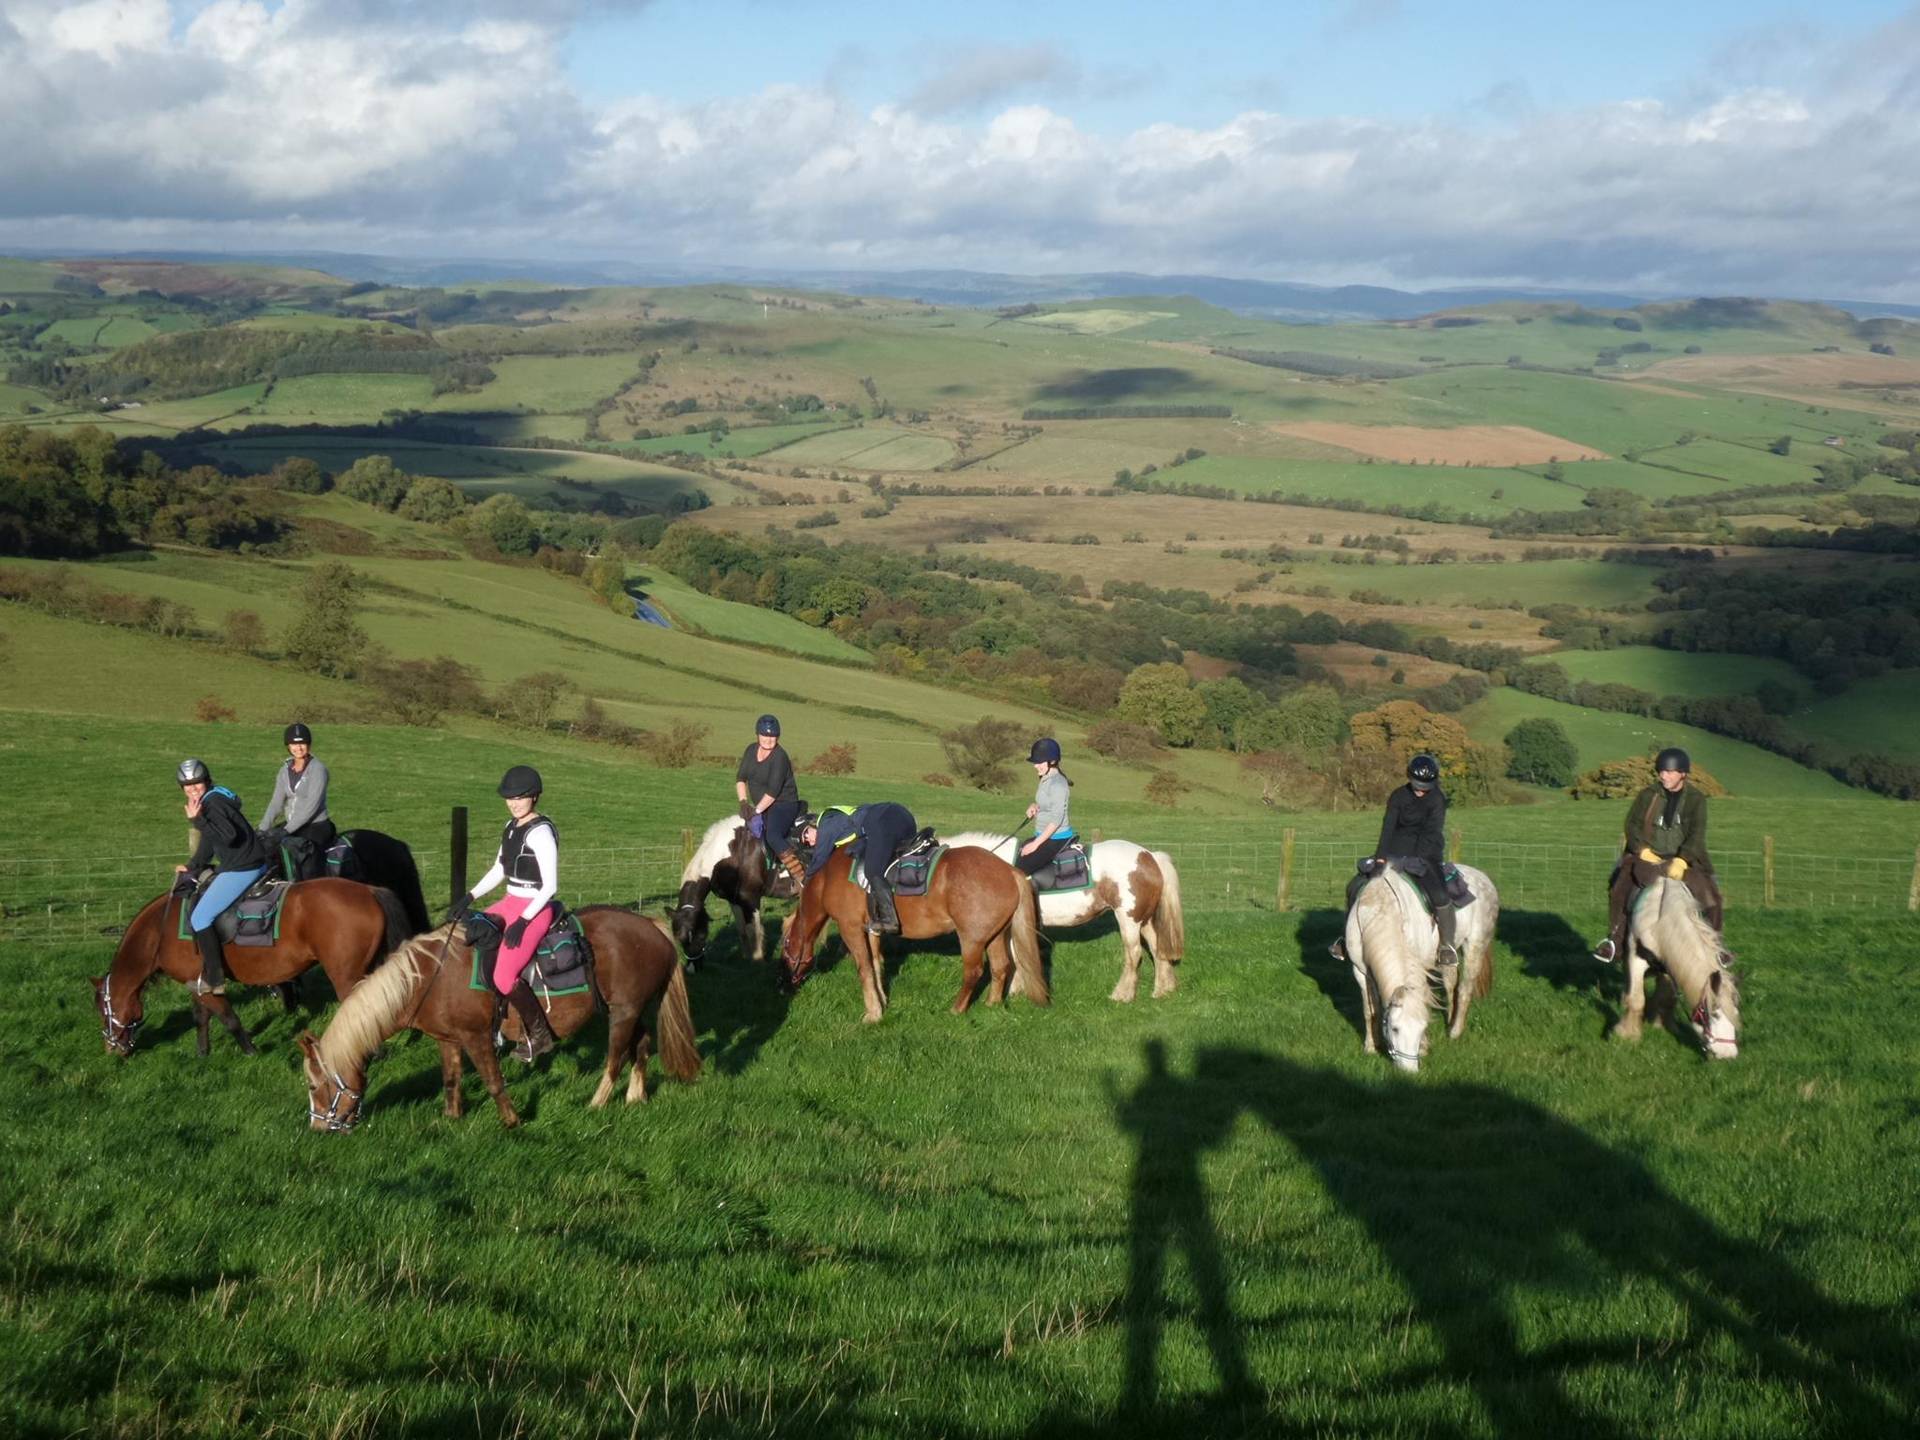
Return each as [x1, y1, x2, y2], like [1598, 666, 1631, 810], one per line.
[1270, 421, 1609, 465]
[767, 424, 957, 471]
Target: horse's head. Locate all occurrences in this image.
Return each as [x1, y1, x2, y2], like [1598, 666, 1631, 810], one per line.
[298, 1031, 365, 1132]
[1695, 966, 1741, 1060]
[1382, 983, 1429, 1073]
[779, 896, 816, 989]
[672, 881, 710, 962]
[92, 973, 144, 1057]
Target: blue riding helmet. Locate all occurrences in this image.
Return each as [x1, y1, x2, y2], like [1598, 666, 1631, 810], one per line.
[756, 714, 781, 738]
[1028, 737, 1062, 765]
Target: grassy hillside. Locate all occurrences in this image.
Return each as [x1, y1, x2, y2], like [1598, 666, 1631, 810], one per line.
[1552, 647, 1811, 701]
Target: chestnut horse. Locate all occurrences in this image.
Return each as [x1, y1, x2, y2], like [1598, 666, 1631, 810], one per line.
[299, 906, 700, 1131]
[92, 879, 411, 1058]
[779, 845, 1046, 1021]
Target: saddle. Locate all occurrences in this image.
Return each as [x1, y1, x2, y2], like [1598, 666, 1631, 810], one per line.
[323, 833, 362, 882]
[1356, 855, 1473, 908]
[178, 870, 291, 948]
[853, 831, 944, 898]
[1027, 840, 1092, 894]
[466, 905, 595, 1000]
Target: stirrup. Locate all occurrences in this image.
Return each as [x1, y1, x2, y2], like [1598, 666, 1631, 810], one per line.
[1592, 938, 1617, 963]
[1327, 938, 1346, 961]
[186, 976, 226, 997]
[1436, 943, 1459, 967]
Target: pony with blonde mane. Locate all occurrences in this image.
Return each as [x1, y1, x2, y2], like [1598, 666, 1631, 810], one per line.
[1344, 866, 1439, 1072]
[945, 833, 1185, 1001]
[1614, 876, 1741, 1059]
[299, 906, 700, 1130]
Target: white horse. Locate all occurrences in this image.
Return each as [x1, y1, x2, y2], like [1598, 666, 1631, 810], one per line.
[1440, 862, 1499, 1041]
[1615, 876, 1741, 1059]
[946, 833, 1185, 1001]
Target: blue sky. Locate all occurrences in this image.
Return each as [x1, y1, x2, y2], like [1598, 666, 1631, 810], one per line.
[5, 0, 1920, 296]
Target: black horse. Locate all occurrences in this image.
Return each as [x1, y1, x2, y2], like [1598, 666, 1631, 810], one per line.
[334, 828, 431, 936]
[671, 814, 801, 967]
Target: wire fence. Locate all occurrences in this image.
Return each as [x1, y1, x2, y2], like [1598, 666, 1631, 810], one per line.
[6, 832, 1916, 946]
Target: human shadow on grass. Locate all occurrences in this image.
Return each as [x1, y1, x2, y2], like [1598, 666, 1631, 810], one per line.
[1111, 1041, 1916, 1438]
[1292, 906, 1367, 1039]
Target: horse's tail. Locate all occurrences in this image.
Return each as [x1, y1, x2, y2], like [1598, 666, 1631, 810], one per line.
[654, 962, 702, 1083]
[1150, 851, 1185, 964]
[1470, 937, 1495, 1000]
[372, 887, 412, 958]
[1010, 872, 1049, 1006]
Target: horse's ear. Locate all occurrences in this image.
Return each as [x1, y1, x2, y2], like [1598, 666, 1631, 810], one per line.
[296, 1031, 320, 1059]
[89, 975, 103, 995]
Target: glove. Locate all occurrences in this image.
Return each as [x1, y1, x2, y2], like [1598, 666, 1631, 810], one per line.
[1637, 847, 1663, 866]
[1666, 856, 1688, 880]
[503, 918, 529, 947]
[447, 891, 474, 923]
[739, 799, 755, 820]
[747, 812, 766, 839]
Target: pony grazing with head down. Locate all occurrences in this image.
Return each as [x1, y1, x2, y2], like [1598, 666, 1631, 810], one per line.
[1614, 875, 1741, 1059]
[1341, 861, 1500, 1070]
[945, 833, 1185, 1001]
[671, 815, 799, 966]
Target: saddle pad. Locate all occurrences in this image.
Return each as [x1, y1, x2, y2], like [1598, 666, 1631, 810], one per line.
[467, 910, 593, 996]
[178, 874, 289, 947]
[852, 844, 946, 898]
[1029, 844, 1093, 894]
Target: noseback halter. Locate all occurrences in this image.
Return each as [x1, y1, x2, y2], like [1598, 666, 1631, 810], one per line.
[308, 1058, 365, 1132]
[98, 975, 142, 1054]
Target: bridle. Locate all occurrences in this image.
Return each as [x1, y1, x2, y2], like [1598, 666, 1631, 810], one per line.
[98, 973, 142, 1055]
[307, 1052, 365, 1133]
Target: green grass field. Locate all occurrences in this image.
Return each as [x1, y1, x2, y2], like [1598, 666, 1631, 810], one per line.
[1787, 669, 1920, 761]
[2, 703, 1914, 1437]
[1297, 558, 1662, 610]
[1173, 455, 1573, 514]
[618, 420, 849, 460]
[767, 424, 957, 471]
[1551, 647, 1810, 700]
[632, 569, 872, 663]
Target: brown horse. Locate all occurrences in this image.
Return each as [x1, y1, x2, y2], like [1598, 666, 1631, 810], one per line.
[92, 879, 411, 1058]
[779, 845, 1047, 1021]
[299, 905, 700, 1131]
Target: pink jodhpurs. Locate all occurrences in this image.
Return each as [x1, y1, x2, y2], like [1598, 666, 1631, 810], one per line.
[484, 894, 555, 992]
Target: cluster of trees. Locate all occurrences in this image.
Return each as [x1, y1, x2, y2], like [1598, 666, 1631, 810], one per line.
[1646, 564, 1920, 684]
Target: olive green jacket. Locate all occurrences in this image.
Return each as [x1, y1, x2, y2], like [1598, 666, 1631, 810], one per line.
[1624, 782, 1711, 869]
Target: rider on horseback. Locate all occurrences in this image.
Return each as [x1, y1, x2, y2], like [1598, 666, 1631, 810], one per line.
[799, 801, 917, 936]
[1330, 754, 1459, 965]
[451, 766, 560, 1063]
[1592, 747, 1722, 962]
[737, 714, 806, 887]
[1017, 738, 1075, 876]
[258, 722, 335, 880]
[173, 758, 271, 996]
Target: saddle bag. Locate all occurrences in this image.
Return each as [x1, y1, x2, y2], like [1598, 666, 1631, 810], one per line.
[1029, 841, 1092, 894]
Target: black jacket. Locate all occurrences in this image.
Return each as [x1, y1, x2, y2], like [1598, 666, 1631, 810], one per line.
[187, 788, 271, 872]
[1375, 783, 1446, 867]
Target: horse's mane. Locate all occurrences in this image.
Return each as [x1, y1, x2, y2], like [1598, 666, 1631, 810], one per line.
[681, 816, 743, 885]
[1638, 878, 1733, 1010]
[316, 927, 438, 1072]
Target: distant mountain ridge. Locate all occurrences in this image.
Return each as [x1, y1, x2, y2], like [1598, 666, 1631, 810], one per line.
[9, 247, 1920, 324]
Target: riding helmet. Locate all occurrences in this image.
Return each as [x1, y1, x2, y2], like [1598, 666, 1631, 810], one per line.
[176, 757, 212, 788]
[794, 811, 819, 837]
[756, 713, 781, 738]
[284, 722, 313, 746]
[1028, 737, 1062, 765]
[1407, 753, 1440, 790]
[1655, 746, 1691, 774]
[497, 764, 544, 798]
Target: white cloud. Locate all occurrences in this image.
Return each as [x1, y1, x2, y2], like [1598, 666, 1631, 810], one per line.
[1, 2, 1917, 298]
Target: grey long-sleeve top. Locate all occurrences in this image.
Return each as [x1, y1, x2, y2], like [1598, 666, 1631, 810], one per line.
[261, 757, 331, 832]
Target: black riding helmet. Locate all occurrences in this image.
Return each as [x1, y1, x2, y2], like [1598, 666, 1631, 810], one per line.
[284, 722, 313, 746]
[1407, 753, 1440, 790]
[1028, 737, 1062, 765]
[176, 757, 211, 787]
[498, 765, 543, 798]
[1655, 747, 1691, 774]
[756, 714, 781, 738]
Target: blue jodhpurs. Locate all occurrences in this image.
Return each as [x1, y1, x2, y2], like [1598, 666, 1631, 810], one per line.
[190, 865, 268, 932]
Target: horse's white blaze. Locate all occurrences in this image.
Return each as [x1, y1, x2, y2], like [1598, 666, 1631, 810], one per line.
[682, 817, 745, 885]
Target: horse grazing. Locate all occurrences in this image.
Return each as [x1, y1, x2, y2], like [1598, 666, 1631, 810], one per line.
[1342, 866, 1440, 1072]
[1614, 875, 1741, 1059]
[93, 879, 411, 1058]
[780, 845, 1046, 1021]
[946, 833, 1185, 1001]
[299, 905, 700, 1131]
[672, 815, 799, 966]
[1437, 863, 1499, 1041]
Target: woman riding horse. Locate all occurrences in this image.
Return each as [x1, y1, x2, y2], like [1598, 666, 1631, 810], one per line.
[1593, 746, 1723, 963]
[173, 758, 271, 996]
[1331, 753, 1458, 966]
[450, 765, 561, 1064]
[736, 714, 806, 887]
[259, 722, 335, 880]
[1016, 737, 1076, 876]
[798, 802, 917, 951]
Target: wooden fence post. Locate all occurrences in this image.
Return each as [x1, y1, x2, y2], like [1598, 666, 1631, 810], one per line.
[681, 827, 695, 869]
[1762, 834, 1775, 910]
[1449, 827, 1463, 864]
[449, 806, 468, 908]
[1909, 843, 1920, 913]
[1091, 827, 1103, 844]
[1277, 827, 1296, 912]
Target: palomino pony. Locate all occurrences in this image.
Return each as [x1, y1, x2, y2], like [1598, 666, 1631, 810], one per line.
[672, 815, 800, 966]
[1343, 862, 1499, 1071]
[1614, 875, 1741, 1059]
[780, 846, 1046, 1021]
[299, 905, 700, 1130]
[93, 879, 410, 1058]
[946, 833, 1186, 1001]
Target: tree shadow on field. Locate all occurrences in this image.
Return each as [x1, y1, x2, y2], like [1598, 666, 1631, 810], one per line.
[1293, 906, 1366, 1039]
[1109, 1039, 1917, 1437]
[1032, 366, 1197, 402]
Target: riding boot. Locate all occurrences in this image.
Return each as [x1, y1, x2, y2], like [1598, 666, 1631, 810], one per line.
[866, 882, 900, 936]
[190, 926, 227, 996]
[1434, 902, 1459, 967]
[780, 851, 806, 887]
[506, 981, 555, 1064]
